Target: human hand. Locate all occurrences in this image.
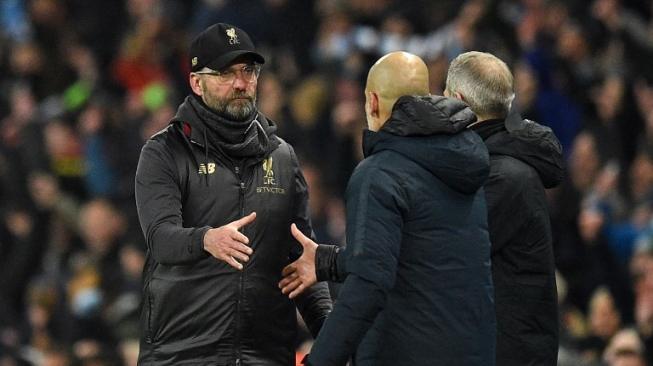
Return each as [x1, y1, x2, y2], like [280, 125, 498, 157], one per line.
[279, 223, 318, 299]
[203, 212, 256, 270]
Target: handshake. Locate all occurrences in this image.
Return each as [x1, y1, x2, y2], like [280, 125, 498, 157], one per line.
[203, 213, 322, 298]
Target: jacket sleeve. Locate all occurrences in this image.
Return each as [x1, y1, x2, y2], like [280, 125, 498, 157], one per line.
[308, 166, 408, 365]
[288, 145, 333, 338]
[135, 138, 211, 265]
[315, 244, 347, 282]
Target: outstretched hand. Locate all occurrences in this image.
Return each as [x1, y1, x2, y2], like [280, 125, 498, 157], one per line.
[203, 212, 256, 270]
[279, 223, 318, 298]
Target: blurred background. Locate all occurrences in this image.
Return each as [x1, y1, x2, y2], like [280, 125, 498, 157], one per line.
[0, 0, 652, 365]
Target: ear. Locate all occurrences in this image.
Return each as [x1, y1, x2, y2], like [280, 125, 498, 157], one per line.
[189, 73, 203, 96]
[368, 91, 380, 118]
[444, 88, 465, 102]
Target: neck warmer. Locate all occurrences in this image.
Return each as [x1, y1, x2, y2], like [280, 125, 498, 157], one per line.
[188, 96, 271, 159]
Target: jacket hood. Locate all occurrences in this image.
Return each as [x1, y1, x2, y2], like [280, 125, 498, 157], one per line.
[364, 95, 489, 194]
[485, 114, 565, 188]
[383, 95, 478, 136]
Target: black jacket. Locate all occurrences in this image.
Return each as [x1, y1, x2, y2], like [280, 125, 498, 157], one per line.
[471, 115, 564, 366]
[308, 96, 496, 366]
[135, 97, 331, 365]
[313, 106, 564, 365]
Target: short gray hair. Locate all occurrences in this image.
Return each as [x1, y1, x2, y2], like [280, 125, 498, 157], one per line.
[445, 51, 515, 119]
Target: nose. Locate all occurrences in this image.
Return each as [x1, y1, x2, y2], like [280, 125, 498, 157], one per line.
[232, 73, 248, 90]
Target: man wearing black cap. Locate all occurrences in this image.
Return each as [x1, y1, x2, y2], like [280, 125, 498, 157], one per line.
[134, 23, 332, 365]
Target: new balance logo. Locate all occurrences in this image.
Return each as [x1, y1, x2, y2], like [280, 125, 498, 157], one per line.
[198, 163, 216, 175]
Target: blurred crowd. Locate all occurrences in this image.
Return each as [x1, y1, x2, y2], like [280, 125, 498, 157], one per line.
[0, 0, 652, 365]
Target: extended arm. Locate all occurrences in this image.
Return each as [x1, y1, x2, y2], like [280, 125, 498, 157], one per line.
[135, 139, 255, 268]
[307, 167, 407, 365]
[288, 146, 333, 337]
[135, 139, 211, 264]
[279, 233, 346, 299]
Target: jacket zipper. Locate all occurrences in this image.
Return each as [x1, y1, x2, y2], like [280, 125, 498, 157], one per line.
[189, 136, 247, 365]
[235, 165, 245, 366]
[146, 288, 153, 343]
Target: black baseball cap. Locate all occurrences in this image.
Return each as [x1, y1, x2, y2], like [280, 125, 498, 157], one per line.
[189, 23, 265, 72]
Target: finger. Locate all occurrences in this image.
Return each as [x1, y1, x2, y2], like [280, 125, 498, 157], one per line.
[230, 230, 250, 245]
[278, 271, 297, 288]
[280, 275, 300, 294]
[230, 250, 250, 263]
[291, 223, 314, 248]
[289, 283, 307, 299]
[281, 278, 302, 295]
[223, 255, 243, 271]
[232, 212, 256, 229]
[278, 277, 290, 289]
[231, 242, 254, 256]
[281, 263, 297, 277]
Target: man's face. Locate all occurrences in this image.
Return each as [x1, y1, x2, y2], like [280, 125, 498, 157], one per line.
[196, 61, 259, 121]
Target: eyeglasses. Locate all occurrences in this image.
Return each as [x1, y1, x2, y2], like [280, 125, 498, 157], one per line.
[194, 64, 261, 85]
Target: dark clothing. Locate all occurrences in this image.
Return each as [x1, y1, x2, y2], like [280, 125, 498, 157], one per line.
[308, 96, 495, 366]
[315, 112, 564, 365]
[470, 115, 564, 366]
[0, 210, 48, 326]
[135, 96, 331, 365]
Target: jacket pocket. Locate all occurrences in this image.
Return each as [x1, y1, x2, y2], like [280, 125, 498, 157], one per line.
[146, 288, 154, 342]
[148, 274, 233, 347]
[147, 277, 176, 343]
[139, 281, 155, 344]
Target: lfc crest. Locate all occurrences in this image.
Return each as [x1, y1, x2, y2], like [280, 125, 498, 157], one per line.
[262, 157, 275, 185]
[226, 28, 240, 45]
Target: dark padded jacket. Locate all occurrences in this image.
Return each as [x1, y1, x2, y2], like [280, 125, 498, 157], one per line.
[315, 113, 564, 366]
[135, 97, 331, 366]
[471, 115, 564, 366]
[308, 96, 496, 366]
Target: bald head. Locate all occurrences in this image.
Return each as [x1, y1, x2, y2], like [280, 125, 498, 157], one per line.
[365, 52, 430, 131]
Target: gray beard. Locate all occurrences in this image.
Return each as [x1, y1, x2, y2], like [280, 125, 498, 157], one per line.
[207, 96, 257, 121]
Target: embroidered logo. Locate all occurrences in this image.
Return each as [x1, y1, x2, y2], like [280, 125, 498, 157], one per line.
[262, 157, 275, 185]
[191, 56, 198, 67]
[226, 28, 240, 45]
[198, 163, 216, 175]
[257, 157, 285, 195]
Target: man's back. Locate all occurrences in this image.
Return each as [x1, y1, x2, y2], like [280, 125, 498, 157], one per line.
[352, 141, 495, 365]
[307, 96, 496, 366]
[442, 51, 564, 366]
[475, 118, 564, 366]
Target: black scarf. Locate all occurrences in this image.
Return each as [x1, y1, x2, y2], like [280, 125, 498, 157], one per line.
[188, 95, 272, 159]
